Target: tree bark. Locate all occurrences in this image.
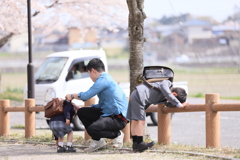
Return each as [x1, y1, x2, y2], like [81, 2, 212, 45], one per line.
[127, 0, 146, 94]
[127, 0, 150, 139]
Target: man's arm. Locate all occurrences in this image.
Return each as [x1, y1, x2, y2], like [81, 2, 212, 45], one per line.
[65, 93, 80, 101]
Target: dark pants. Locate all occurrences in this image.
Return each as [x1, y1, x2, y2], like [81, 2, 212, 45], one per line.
[77, 107, 127, 140]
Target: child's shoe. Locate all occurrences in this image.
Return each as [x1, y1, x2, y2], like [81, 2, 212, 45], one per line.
[66, 146, 76, 152]
[57, 146, 66, 153]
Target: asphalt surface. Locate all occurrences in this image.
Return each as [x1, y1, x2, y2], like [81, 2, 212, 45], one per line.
[149, 98, 240, 149]
[9, 98, 240, 149]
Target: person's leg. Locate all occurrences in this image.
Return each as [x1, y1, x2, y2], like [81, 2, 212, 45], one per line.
[57, 137, 66, 153]
[131, 120, 145, 136]
[126, 90, 154, 152]
[53, 133, 58, 146]
[66, 131, 73, 148]
[55, 140, 58, 147]
[84, 116, 127, 152]
[87, 116, 126, 140]
[78, 107, 107, 152]
[130, 119, 154, 152]
[58, 137, 64, 146]
[77, 107, 102, 129]
[66, 131, 76, 152]
[50, 121, 73, 153]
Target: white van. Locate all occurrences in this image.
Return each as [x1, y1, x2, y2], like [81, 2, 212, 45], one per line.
[24, 48, 108, 130]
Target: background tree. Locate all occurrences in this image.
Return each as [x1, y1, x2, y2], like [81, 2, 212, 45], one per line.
[0, 0, 128, 48]
[127, 0, 146, 94]
[127, 0, 150, 138]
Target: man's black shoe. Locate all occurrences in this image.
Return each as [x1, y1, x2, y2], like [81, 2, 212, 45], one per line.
[135, 141, 154, 152]
[57, 146, 66, 153]
[66, 146, 76, 152]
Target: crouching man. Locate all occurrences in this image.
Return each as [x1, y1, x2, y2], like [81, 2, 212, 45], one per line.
[66, 58, 129, 152]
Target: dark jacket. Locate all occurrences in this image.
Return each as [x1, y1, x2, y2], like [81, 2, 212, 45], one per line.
[49, 101, 75, 123]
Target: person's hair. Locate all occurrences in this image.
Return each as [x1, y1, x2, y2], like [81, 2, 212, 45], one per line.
[82, 66, 87, 72]
[171, 87, 187, 103]
[86, 58, 105, 72]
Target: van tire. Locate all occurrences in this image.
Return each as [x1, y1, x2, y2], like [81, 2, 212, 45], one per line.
[72, 116, 85, 131]
[150, 112, 158, 125]
[150, 112, 174, 126]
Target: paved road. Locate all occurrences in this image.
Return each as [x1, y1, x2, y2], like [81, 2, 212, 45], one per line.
[9, 98, 240, 149]
[147, 98, 240, 149]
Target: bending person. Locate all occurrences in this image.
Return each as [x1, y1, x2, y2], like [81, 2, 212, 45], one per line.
[127, 80, 188, 152]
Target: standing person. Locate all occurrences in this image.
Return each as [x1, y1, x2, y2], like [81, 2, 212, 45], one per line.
[49, 100, 76, 153]
[65, 58, 128, 152]
[127, 80, 188, 152]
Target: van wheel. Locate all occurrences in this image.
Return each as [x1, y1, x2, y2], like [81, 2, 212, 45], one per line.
[72, 116, 85, 131]
[150, 112, 174, 126]
[46, 119, 50, 125]
[150, 112, 158, 125]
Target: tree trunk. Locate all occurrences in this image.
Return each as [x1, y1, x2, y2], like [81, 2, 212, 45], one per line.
[127, 0, 150, 139]
[127, 0, 146, 94]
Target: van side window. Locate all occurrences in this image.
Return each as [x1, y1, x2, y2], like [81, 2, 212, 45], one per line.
[66, 61, 89, 81]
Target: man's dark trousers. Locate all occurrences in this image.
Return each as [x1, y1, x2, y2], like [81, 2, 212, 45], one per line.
[77, 107, 126, 140]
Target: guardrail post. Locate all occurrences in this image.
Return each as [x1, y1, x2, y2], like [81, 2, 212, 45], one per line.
[25, 99, 35, 138]
[205, 93, 220, 148]
[158, 104, 171, 145]
[0, 99, 10, 136]
[83, 97, 95, 140]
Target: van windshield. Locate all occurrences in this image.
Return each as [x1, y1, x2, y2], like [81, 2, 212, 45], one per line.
[35, 57, 68, 84]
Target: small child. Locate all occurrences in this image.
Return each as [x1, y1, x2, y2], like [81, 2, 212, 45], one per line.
[49, 100, 76, 153]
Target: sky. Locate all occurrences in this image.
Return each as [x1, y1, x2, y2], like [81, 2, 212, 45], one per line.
[144, 0, 240, 22]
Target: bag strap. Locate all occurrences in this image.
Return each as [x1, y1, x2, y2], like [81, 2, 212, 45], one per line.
[142, 76, 173, 92]
[142, 76, 161, 92]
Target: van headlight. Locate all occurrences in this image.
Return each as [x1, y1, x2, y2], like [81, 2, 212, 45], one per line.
[44, 88, 56, 102]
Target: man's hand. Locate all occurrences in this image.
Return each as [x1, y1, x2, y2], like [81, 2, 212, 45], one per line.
[179, 102, 189, 108]
[65, 94, 73, 101]
[66, 119, 70, 125]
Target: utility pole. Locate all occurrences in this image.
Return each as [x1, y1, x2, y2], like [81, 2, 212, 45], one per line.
[238, 20, 240, 73]
[27, 0, 35, 98]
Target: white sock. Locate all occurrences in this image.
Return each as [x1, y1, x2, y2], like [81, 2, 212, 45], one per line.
[67, 142, 72, 147]
[58, 142, 64, 147]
